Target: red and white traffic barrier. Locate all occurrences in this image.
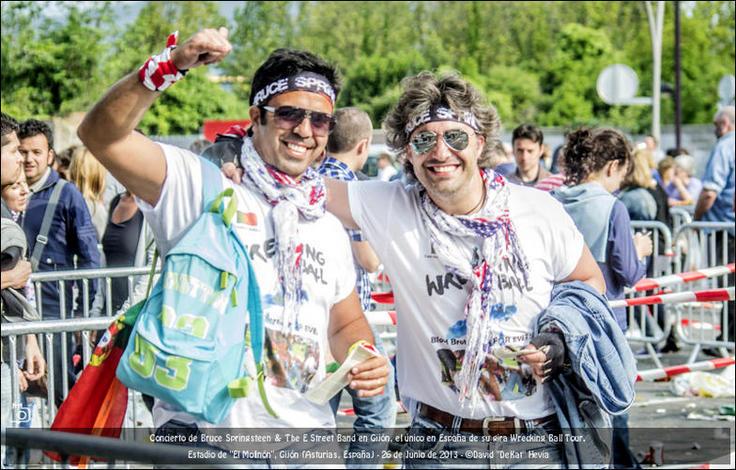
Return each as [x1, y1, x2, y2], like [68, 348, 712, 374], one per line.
[371, 291, 395, 305]
[368, 287, 733, 326]
[368, 310, 397, 326]
[610, 287, 734, 309]
[636, 356, 735, 382]
[680, 318, 721, 332]
[626, 263, 735, 293]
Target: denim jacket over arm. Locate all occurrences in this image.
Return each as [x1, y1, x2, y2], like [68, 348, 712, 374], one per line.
[534, 281, 637, 468]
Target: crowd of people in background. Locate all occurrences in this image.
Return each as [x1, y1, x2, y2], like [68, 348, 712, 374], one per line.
[2, 107, 734, 382]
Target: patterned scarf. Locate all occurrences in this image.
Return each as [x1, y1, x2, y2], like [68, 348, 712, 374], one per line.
[238, 138, 326, 334]
[415, 169, 531, 409]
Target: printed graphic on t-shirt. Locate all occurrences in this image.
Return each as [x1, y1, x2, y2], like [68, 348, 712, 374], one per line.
[432, 318, 537, 401]
[300, 243, 329, 286]
[251, 237, 333, 394]
[264, 327, 320, 393]
[236, 211, 259, 228]
[424, 246, 533, 299]
[260, 291, 322, 392]
[435, 348, 537, 401]
[427, 255, 538, 403]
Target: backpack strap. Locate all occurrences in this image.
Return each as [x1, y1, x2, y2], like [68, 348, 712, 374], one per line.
[30, 179, 67, 271]
[248, 258, 278, 417]
[199, 157, 223, 211]
[200, 158, 239, 227]
[201, 156, 278, 417]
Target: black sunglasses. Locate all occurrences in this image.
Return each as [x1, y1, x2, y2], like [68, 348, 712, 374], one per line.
[410, 129, 471, 154]
[260, 105, 336, 136]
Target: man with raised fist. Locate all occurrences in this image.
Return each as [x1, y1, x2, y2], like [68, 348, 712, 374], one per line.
[78, 28, 389, 440]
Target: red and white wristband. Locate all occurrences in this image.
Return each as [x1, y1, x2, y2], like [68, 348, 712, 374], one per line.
[138, 31, 188, 92]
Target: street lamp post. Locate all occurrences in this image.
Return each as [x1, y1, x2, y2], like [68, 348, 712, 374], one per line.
[674, 1, 682, 150]
[645, 1, 665, 146]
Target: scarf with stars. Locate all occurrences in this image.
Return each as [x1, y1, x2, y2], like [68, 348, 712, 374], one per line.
[415, 169, 531, 410]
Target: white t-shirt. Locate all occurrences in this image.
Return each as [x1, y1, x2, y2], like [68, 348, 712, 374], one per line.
[348, 180, 584, 420]
[377, 165, 398, 182]
[137, 144, 357, 430]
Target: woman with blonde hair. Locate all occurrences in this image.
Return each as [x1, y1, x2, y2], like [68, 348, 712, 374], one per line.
[68, 145, 108, 240]
[619, 148, 671, 227]
[667, 153, 703, 208]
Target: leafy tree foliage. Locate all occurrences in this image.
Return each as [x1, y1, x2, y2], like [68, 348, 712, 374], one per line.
[1, 1, 113, 118]
[109, 1, 242, 134]
[2, 1, 734, 135]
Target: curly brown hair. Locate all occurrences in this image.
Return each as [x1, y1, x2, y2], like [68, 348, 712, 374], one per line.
[382, 71, 501, 181]
[562, 127, 632, 186]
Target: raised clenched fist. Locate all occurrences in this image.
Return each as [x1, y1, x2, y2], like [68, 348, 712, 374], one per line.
[171, 27, 232, 71]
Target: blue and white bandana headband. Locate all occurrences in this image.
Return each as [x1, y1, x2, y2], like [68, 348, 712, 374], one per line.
[404, 105, 481, 135]
[252, 72, 336, 107]
[415, 169, 531, 411]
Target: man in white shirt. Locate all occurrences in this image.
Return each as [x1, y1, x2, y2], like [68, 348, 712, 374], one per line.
[376, 152, 398, 182]
[77, 27, 388, 445]
[321, 72, 606, 467]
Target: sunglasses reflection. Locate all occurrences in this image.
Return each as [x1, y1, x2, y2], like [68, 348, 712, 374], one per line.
[410, 129, 470, 154]
[261, 105, 336, 135]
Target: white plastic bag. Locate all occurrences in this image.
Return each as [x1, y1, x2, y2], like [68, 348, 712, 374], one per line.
[670, 365, 735, 398]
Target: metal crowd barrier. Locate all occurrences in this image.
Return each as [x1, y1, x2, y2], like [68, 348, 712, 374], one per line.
[669, 207, 693, 234]
[368, 271, 397, 349]
[2, 320, 154, 468]
[30, 265, 155, 320]
[3, 266, 160, 447]
[26, 266, 157, 414]
[672, 222, 734, 363]
[630, 220, 674, 278]
[2, 317, 113, 428]
[627, 221, 675, 368]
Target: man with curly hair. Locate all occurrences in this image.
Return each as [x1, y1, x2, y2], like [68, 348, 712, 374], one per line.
[222, 70, 638, 467]
[321, 71, 616, 467]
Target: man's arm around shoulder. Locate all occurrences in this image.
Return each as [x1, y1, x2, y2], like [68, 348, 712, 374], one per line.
[351, 240, 381, 273]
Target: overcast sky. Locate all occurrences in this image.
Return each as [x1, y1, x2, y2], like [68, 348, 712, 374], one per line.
[37, 0, 703, 26]
[40, 1, 241, 25]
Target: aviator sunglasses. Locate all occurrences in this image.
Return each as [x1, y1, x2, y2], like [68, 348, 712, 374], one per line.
[260, 105, 336, 136]
[410, 129, 472, 155]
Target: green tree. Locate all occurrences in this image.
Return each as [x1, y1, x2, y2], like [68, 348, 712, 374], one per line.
[110, 1, 242, 134]
[109, 1, 229, 76]
[221, 1, 295, 103]
[475, 66, 542, 128]
[2, 1, 734, 134]
[538, 23, 619, 126]
[662, 1, 735, 124]
[1, 1, 113, 119]
[340, 50, 430, 123]
[139, 68, 243, 135]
